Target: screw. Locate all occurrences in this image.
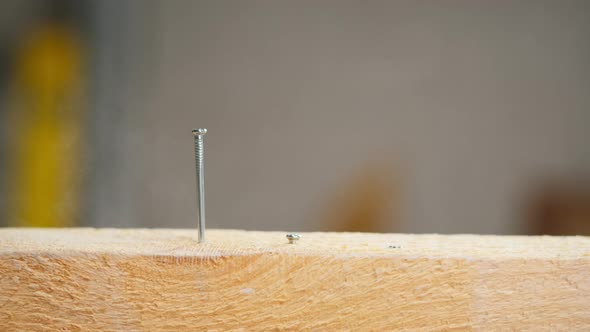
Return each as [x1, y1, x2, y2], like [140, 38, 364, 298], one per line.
[192, 128, 207, 243]
[286, 233, 301, 244]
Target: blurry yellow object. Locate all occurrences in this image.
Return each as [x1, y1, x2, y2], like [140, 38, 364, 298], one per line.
[10, 23, 85, 227]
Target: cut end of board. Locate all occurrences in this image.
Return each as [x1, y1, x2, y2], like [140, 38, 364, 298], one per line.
[1, 228, 590, 331]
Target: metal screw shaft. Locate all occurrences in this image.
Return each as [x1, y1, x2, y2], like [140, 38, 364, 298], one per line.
[192, 128, 207, 243]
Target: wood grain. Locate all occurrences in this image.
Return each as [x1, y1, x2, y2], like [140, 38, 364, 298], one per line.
[1, 228, 589, 331]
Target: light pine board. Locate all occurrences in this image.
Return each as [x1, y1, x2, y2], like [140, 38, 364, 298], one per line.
[1, 228, 590, 331]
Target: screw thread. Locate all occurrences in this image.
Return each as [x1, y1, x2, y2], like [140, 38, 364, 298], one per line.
[193, 132, 206, 242]
[194, 136, 204, 169]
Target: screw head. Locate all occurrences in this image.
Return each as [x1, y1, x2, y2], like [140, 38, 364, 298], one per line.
[286, 233, 301, 244]
[192, 128, 208, 136]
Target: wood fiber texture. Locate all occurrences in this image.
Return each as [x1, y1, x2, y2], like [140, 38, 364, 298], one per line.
[1, 228, 589, 331]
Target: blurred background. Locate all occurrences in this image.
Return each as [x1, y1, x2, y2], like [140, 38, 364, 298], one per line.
[1, 0, 589, 235]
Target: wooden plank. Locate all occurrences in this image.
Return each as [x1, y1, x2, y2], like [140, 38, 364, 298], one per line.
[1, 228, 589, 331]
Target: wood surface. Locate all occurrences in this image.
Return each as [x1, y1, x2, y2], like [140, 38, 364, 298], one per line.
[1, 228, 590, 331]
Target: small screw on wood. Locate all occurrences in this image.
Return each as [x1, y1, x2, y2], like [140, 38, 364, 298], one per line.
[286, 234, 301, 244]
[192, 128, 207, 243]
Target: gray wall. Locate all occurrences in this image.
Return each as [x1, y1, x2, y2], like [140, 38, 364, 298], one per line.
[92, 0, 590, 234]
